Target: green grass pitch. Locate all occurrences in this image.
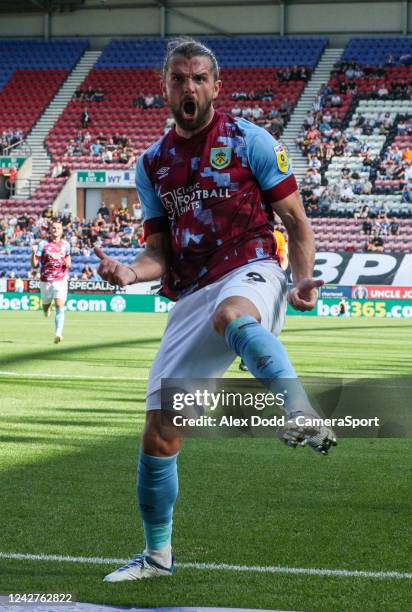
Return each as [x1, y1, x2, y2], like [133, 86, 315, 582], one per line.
[0, 311, 411, 611]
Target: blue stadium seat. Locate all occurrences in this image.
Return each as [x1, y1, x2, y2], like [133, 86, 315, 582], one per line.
[95, 36, 327, 69]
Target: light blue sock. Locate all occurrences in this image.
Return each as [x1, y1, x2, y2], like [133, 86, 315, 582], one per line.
[225, 315, 312, 417]
[137, 451, 178, 559]
[55, 307, 65, 336]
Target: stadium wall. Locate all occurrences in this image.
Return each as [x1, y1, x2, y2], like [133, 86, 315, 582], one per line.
[0, 1, 411, 43]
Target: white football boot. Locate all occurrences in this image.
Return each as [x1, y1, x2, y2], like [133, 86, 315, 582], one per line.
[103, 553, 174, 582]
[277, 415, 337, 455]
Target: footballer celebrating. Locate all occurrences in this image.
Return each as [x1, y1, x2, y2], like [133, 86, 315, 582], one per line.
[96, 38, 336, 582]
[31, 219, 71, 344]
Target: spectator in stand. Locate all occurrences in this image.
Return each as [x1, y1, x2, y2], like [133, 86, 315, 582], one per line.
[97, 202, 110, 220]
[144, 93, 155, 109]
[261, 86, 273, 101]
[118, 205, 130, 221]
[251, 106, 264, 122]
[52, 162, 68, 178]
[389, 217, 400, 235]
[92, 87, 105, 102]
[91, 139, 104, 157]
[231, 104, 241, 117]
[231, 90, 248, 101]
[308, 154, 321, 171]
[361, 216, 372, 236]
[279, 98, 292, 121]
[152, 94, 164, 108]
[377, 85, 389, 99]
[81, 107, 90, 129]
[399, 52, 412, 66]
[85, 86, 95, 100]
[385, 52, 395, 66]
[102, 147, 113, 163]
[380, 113, 393, 135]
[42, 205, 54, 220]
[241, 106, 253, 119]
[366, 235, 384, 252]
[329, 93, 342, 107]
[132, 200, 142, 221]
[8, 165, 17, 197]
[401, 186, 412, 203]
[134, 95, 146, 108]
[81, 265, 94, 280]
[340, 182, 354, 202]
[89, 268, 100, 281]
[61, 212, 72, 228]
[303, 111, 314, 129]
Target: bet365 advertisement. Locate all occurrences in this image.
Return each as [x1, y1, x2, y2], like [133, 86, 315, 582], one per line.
[1, 285, 412, 318]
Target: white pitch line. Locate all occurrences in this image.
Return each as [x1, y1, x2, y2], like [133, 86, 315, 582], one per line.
[1, 371, 411, 389]
[0, 552, 410, 580]
[0, 370, 147, 381]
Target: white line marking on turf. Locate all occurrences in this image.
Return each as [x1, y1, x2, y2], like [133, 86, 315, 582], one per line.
[1, 371, 412, 388]
[0, 371, 147, 381]
[0, 552, 411, 580]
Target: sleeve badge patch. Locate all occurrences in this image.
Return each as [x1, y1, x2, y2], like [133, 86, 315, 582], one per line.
[274, 144, 289, 173]
[210, 146, 232, 170]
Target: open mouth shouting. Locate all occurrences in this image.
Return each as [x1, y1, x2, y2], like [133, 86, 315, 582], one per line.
[182, 98, 197, 120]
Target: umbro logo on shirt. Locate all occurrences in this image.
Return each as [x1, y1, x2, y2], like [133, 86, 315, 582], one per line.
[156, 166, 170, 179]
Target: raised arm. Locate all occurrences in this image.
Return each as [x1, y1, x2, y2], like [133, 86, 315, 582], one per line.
[95, 231, 169, 287]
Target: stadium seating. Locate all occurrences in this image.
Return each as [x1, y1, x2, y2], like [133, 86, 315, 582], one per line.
[46, 37, 327, 167]
[311, 217, 412, 252]
[297, 38, 412, 224]
[0, 246, 138, 278]
[0, 174, 69, 217]
[0, 40, 88, 217]
[341, 37, 412, 65]
[0, 39, 88, 132]
[96, 37, 327, 69]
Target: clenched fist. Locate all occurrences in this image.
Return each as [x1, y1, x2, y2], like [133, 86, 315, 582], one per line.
[95, 247, 138, 287]
[288, 278, 324, 312]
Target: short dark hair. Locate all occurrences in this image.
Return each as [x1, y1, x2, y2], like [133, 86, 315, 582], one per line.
[163, 37, 220, 80]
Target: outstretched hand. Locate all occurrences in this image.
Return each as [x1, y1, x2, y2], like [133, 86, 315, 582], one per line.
[94, 247, 138, 287]
[288, 278, 324, 312]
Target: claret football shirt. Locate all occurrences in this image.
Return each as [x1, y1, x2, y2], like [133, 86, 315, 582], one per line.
[136, 111, 297, 300]
[36, 239, 71, 282]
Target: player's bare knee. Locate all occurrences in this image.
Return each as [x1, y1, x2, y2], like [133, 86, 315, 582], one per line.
[213, 306, 243, 336]
[213, 303, 261, 336]
[142, 430, 181, 456]
[142, 413, 182, 456]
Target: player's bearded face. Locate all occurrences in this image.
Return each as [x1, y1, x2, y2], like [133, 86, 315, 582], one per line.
[163, 55, 221, 134]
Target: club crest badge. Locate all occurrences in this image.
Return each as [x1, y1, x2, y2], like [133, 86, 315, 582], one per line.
[210, 146, 232, 170]
[274, 144, 289, 173]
